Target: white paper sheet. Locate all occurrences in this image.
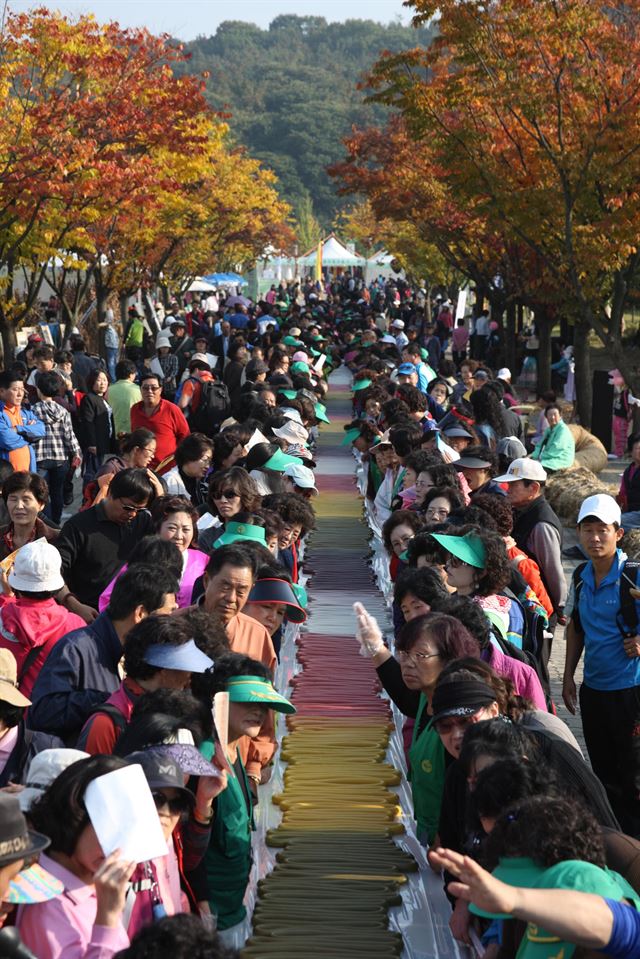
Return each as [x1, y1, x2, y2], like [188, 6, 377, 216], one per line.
[247, 428, 269, 450]
[85, 764, 168, 863]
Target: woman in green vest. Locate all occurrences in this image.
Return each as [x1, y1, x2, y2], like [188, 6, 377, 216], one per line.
[354, 604, 480, 844]
[193, 653, 294, 937]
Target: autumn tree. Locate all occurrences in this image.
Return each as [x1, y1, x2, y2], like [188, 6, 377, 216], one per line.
[0, 9, 291, 354]
[355, 0, 640, 422]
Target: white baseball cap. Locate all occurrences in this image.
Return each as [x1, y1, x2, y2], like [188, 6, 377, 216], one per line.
[280, 408, 304, 426]
[8, 540, 65, 593]
[497, 367, 512, 381]
[19, 749, 89, 812]
[273, 421, 309, 446]
[577, 494, 621, 526]
[494, 457, 548, 483]
[283, 462, 318, 495]
[391, 319, 405, 330]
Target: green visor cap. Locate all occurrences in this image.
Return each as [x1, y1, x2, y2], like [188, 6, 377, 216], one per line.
[214, 521, 267, 548]
[352, 378, 372, 392]
[283, 336, 304, 347]
[291, 582, 308, 608]
[470, 857, 640, 921]
[290, 361, 310, 374]
[314, 404, 330, 424]
[430, 531, 486, 568]
[227, 675, 296, 714]
[277, 389, 298, 400]
[341, 427, 361, 446]
[264, 447, 301, 471]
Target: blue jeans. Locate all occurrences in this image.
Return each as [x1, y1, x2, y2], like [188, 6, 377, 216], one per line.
[38, 461, 68, 524]
[106, 347, 119, 383]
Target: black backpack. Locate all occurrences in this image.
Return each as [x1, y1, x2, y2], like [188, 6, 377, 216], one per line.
[188, 379, 231, 437]
[571, 559, 640, 638]
[75, 703, 128, 750]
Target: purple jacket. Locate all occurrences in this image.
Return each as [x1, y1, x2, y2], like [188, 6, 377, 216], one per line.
[98, 547, 208, 611]
[484, 644, 547, 711]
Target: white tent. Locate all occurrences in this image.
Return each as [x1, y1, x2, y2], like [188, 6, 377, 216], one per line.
[298, 234, 366, 268]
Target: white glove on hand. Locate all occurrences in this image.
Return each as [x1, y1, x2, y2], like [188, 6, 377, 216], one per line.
[354, 601, 385, 658]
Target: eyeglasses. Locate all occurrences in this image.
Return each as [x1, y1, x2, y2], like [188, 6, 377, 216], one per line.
[151, 791, 191, 815]
[396, 649, 440, 666]
[391, 533, 413, 551]
[215, 489, 240, 501]
[426, 507, 450, 520]
[141, 384, 161, 392]
[119, 502, 145, 514]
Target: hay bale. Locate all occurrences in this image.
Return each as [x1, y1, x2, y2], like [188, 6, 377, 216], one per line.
[621, 528, 640, 560]
[568, 424, 608, 474]
[543, 466, 616, 524]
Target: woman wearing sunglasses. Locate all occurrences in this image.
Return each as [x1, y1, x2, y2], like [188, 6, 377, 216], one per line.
[198, 467, 262, 553]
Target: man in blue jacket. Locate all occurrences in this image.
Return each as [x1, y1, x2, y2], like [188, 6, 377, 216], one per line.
[0, 370, 44, 472]
[28, 564, 179, 744]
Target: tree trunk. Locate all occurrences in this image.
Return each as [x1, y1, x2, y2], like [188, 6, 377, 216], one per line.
[0, 305, 16, 365]
[573, 321, 592, 427]
[536, 308, 552, 395]
[505, 301, 516, 372]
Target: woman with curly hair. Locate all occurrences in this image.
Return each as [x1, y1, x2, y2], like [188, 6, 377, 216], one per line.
[472, 491, 553, 618]
[419, 486, 464, 524]
[198, 467, 262, 552]
[353, 605, 480, 844]
[479, 796, 638, 959]
[430, 527, 527, 646]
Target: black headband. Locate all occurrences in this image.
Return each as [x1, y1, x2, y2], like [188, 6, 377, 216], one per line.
[431, 678, 497, 724]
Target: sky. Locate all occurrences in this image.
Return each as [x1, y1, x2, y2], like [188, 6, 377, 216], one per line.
[6, 0, 412, 39]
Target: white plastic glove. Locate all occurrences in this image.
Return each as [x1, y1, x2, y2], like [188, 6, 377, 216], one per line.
[354, 601, 386, 658]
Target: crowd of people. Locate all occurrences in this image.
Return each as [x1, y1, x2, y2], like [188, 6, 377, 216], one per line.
[0, 276, 637, 959]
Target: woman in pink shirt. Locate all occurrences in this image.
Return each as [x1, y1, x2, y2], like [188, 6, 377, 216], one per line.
[18, 755, 135, 959]
[99, 496, 208, 611]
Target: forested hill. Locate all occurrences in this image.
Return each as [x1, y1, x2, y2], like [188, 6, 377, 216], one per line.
[176, 16, 435, 233]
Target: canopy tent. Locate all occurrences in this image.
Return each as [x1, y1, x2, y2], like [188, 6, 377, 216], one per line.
[203, 272, 249, 287]
[186, 277, 218, 293]
[298, 234, 366, 268]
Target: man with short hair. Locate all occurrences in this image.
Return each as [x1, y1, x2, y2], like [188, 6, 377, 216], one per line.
[496, 457, 566, 620]
[201, 545, 276, 783]
[55, 467, 158, 611]
[563, 494, 640, 834]
[28, 564, 179, 742]
[78, 614, 213, 754]
[107, 360, 142, 435]
[130, 372, 190, 469]
[402, 343, 436, 392]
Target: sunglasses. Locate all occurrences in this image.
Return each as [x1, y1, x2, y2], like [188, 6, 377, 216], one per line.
[119, 502, 144, 514]
[151, 791, 191, 815]
[141, 384, 161, 392]
[434, 712, 480, 735]
[215, 490, 240, 500]
[445, 555, 469, 569]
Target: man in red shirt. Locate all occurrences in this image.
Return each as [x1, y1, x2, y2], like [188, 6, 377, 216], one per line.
[130, 372, 189, 469]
